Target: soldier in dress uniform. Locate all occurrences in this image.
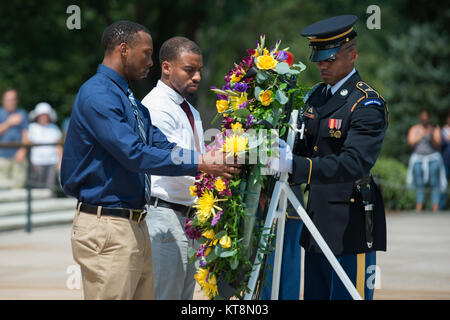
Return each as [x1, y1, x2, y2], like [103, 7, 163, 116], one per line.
[269, 15, 388, 300]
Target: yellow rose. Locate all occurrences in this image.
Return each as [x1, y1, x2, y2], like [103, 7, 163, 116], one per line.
[259, 90, 273, 106]
[216, 100, 229, 113]
[256, 55, 278, 70]
[202, 229, 215, 240]
[219, 235, 232, 248]
[214, 178, 226, 192]
[189, 185, 197, 197]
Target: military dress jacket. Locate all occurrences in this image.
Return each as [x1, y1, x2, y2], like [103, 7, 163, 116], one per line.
[291, 71, 388, 255]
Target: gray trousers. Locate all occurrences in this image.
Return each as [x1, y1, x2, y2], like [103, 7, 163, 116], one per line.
[146, 204, 197, 300]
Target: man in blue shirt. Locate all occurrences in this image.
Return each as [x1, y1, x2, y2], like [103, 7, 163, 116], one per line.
[61, 21, 239, 300]
[0, 88, 28, 189]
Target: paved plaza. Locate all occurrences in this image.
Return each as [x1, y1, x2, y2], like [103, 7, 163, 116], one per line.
[0, 211, 449, 300]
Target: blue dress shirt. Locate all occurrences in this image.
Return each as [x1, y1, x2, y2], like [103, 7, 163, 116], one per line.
[61, 64, 198, 209]
[0, 107, 28, 158]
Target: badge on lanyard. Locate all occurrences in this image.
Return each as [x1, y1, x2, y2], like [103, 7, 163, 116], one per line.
[328, 118, 342, 138]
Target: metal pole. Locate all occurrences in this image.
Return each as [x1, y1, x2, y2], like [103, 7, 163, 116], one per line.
[25, 145, 32, 233]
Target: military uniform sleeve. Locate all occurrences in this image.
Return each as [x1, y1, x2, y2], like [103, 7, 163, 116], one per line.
[291, 102, 386, 184]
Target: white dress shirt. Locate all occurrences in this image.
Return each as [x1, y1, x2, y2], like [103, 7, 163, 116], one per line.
[327, 68, 356, 95]
[142, 80, 205, 206]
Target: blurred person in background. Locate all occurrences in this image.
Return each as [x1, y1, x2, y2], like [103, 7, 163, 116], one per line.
[439, 111, 450, 209]
[407, 110, 447, 212]
[0, 88, 28, 189]
[28, 102, 62, 195]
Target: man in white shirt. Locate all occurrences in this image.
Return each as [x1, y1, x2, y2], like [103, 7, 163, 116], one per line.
[141, 37, 204, 300]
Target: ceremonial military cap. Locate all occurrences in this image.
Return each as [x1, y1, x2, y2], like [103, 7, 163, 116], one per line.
[301, 15, 358, 62]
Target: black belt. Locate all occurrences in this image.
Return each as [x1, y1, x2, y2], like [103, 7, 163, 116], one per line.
[150, 197, 193, 218]
[78, 202, 146, 223]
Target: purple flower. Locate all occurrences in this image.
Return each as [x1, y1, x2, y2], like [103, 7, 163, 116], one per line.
[211, 211, 223, 226]
[276, 50, 289, 62]
[222, 116, 234, 130]
[234, 82, 248, 93]
[185, 219, 202, 240]
[245, 114, 255, 128]
[238, 101, 247, 109]
[196, 244, 206, 258]
[199, 258, 207, 268]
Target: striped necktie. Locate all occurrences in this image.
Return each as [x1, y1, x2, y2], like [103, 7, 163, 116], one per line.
[127, 88, 152, 205]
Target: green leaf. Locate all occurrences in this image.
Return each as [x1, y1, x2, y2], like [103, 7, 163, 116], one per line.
[211, 113, 221, 125]
[205, 250, 218, 262]
[187, 247, 197, 259]
[291, 61, 306, 72]
[230, 257, 239, 270]
[215, 231, 226, 239]
[234, 108, 250, 119]
[256, 70, 268, 83]
[276, 90, 289, 105]
[220, 249, 237, 258]
[254, 86, 262, 99]
[275, 62, 290, 75]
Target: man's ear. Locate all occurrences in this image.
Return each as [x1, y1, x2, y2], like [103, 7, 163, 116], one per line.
[119, 43, 128, 57]
[161, 61, 171, 77]
[350, 49, 358, 63]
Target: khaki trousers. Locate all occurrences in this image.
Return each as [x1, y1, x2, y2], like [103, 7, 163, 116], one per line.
[0, 157, 27, 188]
[71, 206, 154, 300]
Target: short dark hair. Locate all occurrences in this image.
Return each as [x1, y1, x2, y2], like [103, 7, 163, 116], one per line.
[159, 37, 201, 65]
[101, 20, 151, 53]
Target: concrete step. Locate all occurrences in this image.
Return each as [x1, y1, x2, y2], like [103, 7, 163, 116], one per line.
[0, 197, 77, 217]
[0, 210, 75, 232]
[0, 188, 53, 203]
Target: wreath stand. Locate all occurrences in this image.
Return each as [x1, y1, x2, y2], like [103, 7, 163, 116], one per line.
[244, 110, 362, 300]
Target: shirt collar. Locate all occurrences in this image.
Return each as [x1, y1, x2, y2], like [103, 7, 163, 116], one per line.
[327, 68, 356, 95]
[97, 64, 129, 94]
[157, 80, 185, 105]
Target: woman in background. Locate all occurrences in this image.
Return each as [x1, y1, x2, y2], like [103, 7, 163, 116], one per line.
[407, 110, 447, 212]
[28, 102, 62, 195]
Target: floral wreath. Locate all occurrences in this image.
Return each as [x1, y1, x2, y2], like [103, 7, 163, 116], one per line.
[186, 35, 307, 299]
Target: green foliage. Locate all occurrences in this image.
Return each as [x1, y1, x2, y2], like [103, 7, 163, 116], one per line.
[371, 157, 415, 210]
[378, 23, 450, 163]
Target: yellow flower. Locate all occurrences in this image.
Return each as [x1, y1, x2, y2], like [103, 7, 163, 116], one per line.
[256, 55, 278, 70]
[259, 90, 273, 106]
[222, 133, 248, 158]
[230, 122, 243, 133]
[230, 73, 243, 82]
[202, 229, 215, 240]
[252, 50, 260, 58]
[193, 189, 223, 224]
[214, 178, 227, 192]
[216, 100, 229, 113]
[229, 92, 247, 110]
[219, 235, 232, 248]
[263, 48, 269, 56]
[189, 185, 197, 198]
[194, 268, 218, 299]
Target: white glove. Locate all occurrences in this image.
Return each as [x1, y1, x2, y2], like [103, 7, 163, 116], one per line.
[268, 138, 293, 173]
